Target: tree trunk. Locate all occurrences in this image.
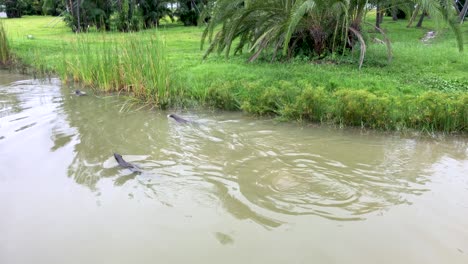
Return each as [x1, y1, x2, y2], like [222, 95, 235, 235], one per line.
[129, 0, 134, 22]
[68, 0, 74, 17]
[391, 7, 398, 21]
[416, 10, 425, 28]
[407, 4, 420, 27]
[376, 5, 381, 28]
[77, 0, 81, 32]
[454, 1, 461, 14]
[460, 0, 468, 22]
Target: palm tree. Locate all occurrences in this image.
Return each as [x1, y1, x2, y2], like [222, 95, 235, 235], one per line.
[202, 0, 463, 67]
[202, 0, 384, 68]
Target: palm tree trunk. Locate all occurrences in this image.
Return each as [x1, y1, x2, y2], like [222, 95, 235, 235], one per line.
[407, 4, 420, 27]
[416, 10, 425, 28]
[460, 0, 468, 22]
[454, 0, 461, 14]
[77, 0, 81, 32]
[68, 0, 74, 17]
[376, 5, 381, 28]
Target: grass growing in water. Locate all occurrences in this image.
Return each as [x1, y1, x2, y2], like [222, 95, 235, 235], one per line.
[0, 21, 11, 65]
[55, 35, 172, 106]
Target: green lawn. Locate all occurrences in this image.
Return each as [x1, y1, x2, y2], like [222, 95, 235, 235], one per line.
[1, 16, 467, 132]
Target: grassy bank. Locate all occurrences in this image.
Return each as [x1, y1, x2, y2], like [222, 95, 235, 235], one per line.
[1, 16, 467, 132]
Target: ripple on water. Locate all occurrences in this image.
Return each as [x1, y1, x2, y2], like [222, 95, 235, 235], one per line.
[243, 165, 362, 220]
[223, 127, 435, 221]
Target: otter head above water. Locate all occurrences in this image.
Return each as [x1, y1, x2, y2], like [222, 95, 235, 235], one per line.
[168, 114, 189, 124]
[75, 90, 87, 96]
[113, 153, 124, 162]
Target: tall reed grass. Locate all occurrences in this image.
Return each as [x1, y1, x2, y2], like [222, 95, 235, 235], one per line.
[57, 34, 173, 107]
[0, 21, 11, 65]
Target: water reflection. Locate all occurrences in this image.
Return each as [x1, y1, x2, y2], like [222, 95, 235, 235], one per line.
[1, 71, 467, 228]
[214, 232, 235, 245]
[0, 83, 25, 119]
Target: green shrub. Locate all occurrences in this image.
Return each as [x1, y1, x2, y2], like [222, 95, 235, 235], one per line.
[334, 89, 393, 129]
[205, 81, 240, 111]
[407, 91, 467, 132]
[288, 86, 331, 122]
[241, 81, 296, 116]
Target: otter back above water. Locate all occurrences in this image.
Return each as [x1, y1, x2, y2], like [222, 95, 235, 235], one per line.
[168, 114, 193, 124]
[1, 70, 468, 264]
[114, 153, 141, 173]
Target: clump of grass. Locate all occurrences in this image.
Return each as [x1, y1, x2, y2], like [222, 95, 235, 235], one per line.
[58, 34, 172, 107]
[0, 21, 11, 65]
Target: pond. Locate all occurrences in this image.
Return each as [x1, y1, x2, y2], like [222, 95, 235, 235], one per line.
[1, 70, 467, 264]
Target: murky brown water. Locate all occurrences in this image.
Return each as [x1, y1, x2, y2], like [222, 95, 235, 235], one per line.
[1, 70, 468, 264]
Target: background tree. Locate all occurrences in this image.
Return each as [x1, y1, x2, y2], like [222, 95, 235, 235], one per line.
[22, 0, 43, 15]
[42, 0, 65, 16]
[58, 0, 209, 32]
[139, 0, 173, 28]
[177, 0, 207, 26]
[116, 0, 141, 32]
[1, 0, 27, 18]
[0, 0, 61, 16]
[63, 0, 114, 32]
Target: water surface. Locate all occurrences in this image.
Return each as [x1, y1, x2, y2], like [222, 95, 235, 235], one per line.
[1, 70, 467, 264]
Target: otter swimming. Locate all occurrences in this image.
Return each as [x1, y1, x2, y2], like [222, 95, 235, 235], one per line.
[114, 153, 141, 173]
[75, 90, 87, 96]
[168, 114, 190, 124]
